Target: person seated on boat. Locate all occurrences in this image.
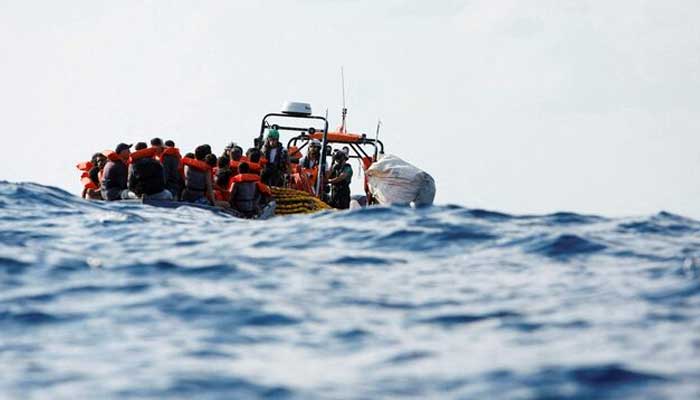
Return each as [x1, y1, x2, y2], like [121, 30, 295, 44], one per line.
[327, 149, 353, 209]
[261, 129, 288, 187]
[81, 152, 107, 199]
[228, 162, 272, 218]
[245, 147, 263, 174]
[157, 138, 183, 200]
[101, 143, 133, 201]
[128, 142, 173, 200]
[213, 154, 232, 200]
[228, 145, 244, 175]
[181, 145, 215, 205]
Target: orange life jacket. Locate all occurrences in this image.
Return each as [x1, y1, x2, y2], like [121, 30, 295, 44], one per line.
[81, 172, 98, 190]
[76, 161, 93, 171]
[160, 147, 181, 159]
[102, 150, 120, 162]
[130, 147, 158, 162]
[181, 157, 211, 172]
[229, 173, 271, 196]
[214, 186, 230, 202]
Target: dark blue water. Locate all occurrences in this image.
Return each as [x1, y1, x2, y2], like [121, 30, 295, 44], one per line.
[1, 181, 699, 399]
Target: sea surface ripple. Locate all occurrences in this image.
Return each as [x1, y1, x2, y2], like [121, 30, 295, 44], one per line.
[1, 181, 699, 399]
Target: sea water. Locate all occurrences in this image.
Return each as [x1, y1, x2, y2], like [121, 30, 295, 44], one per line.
[1, 182, 699, 399]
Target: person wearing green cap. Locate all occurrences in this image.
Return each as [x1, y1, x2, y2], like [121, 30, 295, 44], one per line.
[261, 129, 288, 187]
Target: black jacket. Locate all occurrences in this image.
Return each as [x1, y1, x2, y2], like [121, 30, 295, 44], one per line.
[128, 158, 165, 196]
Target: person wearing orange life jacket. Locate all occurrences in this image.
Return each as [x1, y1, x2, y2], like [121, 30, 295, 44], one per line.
[228, 145, 244, 175]
[159, 139, 183, 200]
[80, 152, 107, 199]
[128, 142, 172, 200]
[181, 145, 215, 205]
[245, 147, 264, 174]
[101, 143, 133, 200]
[261, 129, 288, 187]
[228, 162, 272, 218]
[214, 155, 234, 202]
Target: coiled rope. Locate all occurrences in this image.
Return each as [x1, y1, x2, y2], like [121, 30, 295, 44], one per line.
[270, 187, 332, 215]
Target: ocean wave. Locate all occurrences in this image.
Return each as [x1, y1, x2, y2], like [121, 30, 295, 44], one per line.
[1, 181, 699, 399]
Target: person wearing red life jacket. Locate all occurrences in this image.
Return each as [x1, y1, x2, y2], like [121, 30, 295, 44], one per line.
[101, 143, 133, 200]
[228, 162, 272, 218]
[159, 139, 183, 199]
[128, 142, 172, 200]
[181, 145, 215, 205]
[228, 145, 244, 175]
[214, 155, 233, 203]
[80, 152, 107, 199]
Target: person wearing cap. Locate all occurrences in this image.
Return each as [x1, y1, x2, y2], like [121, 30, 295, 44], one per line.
[261, 129, 288, 187]
[327, 149, 353, 209]
[101, 142, 133, 200]
[300, 139, 322, 170]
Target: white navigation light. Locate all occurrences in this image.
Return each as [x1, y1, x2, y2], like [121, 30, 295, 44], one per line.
[282, 101, 312, 116]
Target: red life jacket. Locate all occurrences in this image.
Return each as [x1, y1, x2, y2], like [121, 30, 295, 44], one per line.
[181, 157, 211, 172]
[160, 147, 181, 160]
[102, 150, 120, 162]
[80, 172, 98, 190]
[130, 147, 158, 162]
[76, 161, 93, 171]
[229, 173, 271, 196]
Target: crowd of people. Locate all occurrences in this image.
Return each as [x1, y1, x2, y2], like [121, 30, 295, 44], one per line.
[78, 129, 354, 215]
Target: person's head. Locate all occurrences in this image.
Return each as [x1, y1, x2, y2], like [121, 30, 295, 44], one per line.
[194, 145, 209, 161]
[91, 152, 107, 169]
[184, 152, 195, 159]
[164, 140, 175, 148]
[150, 137, 164, 155]
[205, 153, 217, 167]
[231, 146, 243, 160]
[266, 129, 280, 146]
[218, 155, 230, 168]
[135, 142, 148, 151]
[115, 143, 132, 161]
[91, 152, 105, 164]
[238, 162, 250, 174]
[202, 144, 212, 155]
[333, 149, 348, 164]
[309, 139, 321, 155]
[247, 147, 261, 163]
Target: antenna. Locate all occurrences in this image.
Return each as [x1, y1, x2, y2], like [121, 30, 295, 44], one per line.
[340, 67, 347, 133]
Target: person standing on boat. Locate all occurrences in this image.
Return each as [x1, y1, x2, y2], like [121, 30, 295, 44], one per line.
[299, 139, 322, 170]
[261, 129, 288, 187]
[327, 149, 353, 209]
[101, 143, 133, 201]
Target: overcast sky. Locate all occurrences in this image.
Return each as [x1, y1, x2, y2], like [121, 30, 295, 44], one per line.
[1, 1, 699, 217]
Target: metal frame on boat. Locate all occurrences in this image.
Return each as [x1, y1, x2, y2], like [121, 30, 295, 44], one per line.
[256, 102, 384, 202]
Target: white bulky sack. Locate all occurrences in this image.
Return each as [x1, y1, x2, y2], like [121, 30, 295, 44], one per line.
[366, 154, 436, 206]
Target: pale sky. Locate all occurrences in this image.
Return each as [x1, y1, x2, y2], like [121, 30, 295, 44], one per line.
[1, 1, 699, 217]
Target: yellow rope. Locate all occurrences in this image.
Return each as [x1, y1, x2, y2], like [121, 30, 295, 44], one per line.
[270, 187, 332, 215]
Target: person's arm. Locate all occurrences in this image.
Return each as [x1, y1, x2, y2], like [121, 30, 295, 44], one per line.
[127, 164, 136, 192]
[328, 173, 348, 184]
[205, 173, 215, 205]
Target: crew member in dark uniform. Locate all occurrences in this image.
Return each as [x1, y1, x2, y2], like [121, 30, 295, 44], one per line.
[327, 149, 353, 209]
